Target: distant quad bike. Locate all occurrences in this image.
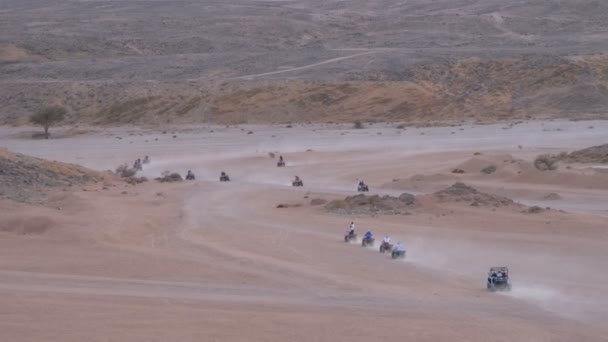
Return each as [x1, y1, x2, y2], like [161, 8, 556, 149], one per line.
[379, 241, 393, 253]
[185, 172, 195, 181]
[361, 236, 375, 247]
[220, 173, 230, 182]
[487, 267, 511, 291]
[357, 184, 369, 192]
[292, 179, 303, 187]
[277, 160, 285, 167]
[391, 249, 406, 259]
[344, 232, 357, 243]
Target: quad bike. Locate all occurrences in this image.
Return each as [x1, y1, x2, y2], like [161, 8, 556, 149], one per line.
[487, 267, 511, 291]
[344, 232, 357, 242]
[391, 250, 406, 259]
[185, 173, 196, 180]
[379, 241, 393, 253]
[361, 237, 375, 247]
[357, 184, 369, 192]
[220, 174, 230, 182]
[277, 160, 285, 167]
[142, 156, 150, 164]
[292, 179, 303, 187]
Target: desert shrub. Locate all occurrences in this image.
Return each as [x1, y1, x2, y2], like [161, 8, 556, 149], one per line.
[353, 120, 364, 129]
[29, 106, 66, 139]
[156, 172, 183, 183]
[268, 152, 275, 158]
[398, 193, 416, 205]
[534, 154, 558, 171]
[481, 165, 497, 174]
[276, 203, 302, 208]
[310, 198, 327, 206]
[452, 168, 465, 174]
[126, 176, 147, 185]
[115, 164, 136, 177]
[527, 206, 544, 214]
[325, 199, 348, 210]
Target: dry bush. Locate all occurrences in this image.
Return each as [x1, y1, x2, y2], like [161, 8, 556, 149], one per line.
[481, 165, 497, 174]
[115, 164, 137, 177]
[310, 198, 327, 206]
[156, 172, 183, 183]
[452, 168, 465, 174]
[268, 152, 275, 158]
[534, 154, 558, 171]
[353, 120, 364, 129]
[276, 203, 302, 209]
[126, 176, 147, 185]
[325, 199, 348, 210]
[527, 206, 544, 214]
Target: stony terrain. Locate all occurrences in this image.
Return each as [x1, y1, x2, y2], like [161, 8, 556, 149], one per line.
[2, 0, 608, 124]
[0, 148, 111, 203]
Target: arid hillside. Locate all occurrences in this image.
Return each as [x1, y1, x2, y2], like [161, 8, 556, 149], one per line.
[2, 0, 608, 124]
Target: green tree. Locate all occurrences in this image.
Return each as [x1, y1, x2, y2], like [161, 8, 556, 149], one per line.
[29, 106, 66, 139]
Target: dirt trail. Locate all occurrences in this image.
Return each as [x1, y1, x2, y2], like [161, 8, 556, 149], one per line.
[1, 120, 607, 341]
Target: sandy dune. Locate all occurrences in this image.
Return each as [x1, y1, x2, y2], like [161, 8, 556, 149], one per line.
[1, 120, 607, 341]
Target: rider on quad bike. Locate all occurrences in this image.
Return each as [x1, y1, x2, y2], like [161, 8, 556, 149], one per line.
[220, 171, 230, 182]
[392, 241, 406, 259]
[292, 175, 303, 186]
[379, 235, 393, 253]
[185, 170, 195, 180]
[277, 155, 285, 167]
[133, 158, 143, 171]
[357, 180, 369, 192]
[362, 231, 375, 247]
[344, 222, 357, 242]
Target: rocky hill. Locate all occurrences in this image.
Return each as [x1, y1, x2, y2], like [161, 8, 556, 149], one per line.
[2, 0, 608, 124]
[0, 148, 111, 203]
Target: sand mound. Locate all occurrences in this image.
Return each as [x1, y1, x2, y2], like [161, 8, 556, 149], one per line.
[0, 216, 55, 235]
[325, 193, 415, 215]
[432, 183, 522, 208]
[567, 144, 608, 163]
[387, 173, 459, 192]
[0, 148, 110, 203]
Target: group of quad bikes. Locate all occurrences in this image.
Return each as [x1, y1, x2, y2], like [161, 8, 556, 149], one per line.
[203, 156, 370, 192]
[344, 230, 510, 291]
[343, 231, 405, 260]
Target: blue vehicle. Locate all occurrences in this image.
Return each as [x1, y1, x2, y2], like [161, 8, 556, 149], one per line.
[362, 231, 374, 247]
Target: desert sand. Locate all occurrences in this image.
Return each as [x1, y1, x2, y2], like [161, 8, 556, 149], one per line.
[1, 120, 607, 341]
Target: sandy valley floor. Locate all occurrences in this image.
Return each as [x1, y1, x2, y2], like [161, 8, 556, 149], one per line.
[1, 120, 607, 341]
